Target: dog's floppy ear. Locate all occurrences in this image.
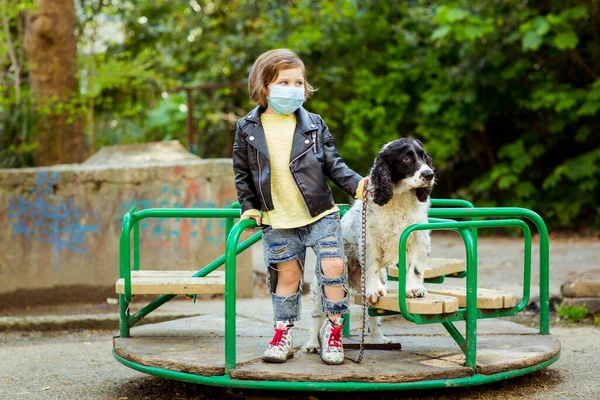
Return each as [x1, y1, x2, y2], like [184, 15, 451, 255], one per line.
[415, 187, 432, 203]
[370, 155, 393, 206]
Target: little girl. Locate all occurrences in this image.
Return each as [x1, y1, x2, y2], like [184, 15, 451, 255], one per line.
[232, 49, 367, 365]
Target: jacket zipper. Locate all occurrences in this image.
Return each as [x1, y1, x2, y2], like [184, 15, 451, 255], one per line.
[256, 148, 269, 210]
[312, 132, 317, 153]
[290, 169, 311, 212]
[289, 145, 312, 165]
[289, 146, 313, 212]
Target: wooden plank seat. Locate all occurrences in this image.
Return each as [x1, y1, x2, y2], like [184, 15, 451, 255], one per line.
[387, 258, 465, 280]
[424, 285, 517, 309]
[355, 285, 517, 315]
[355, 292, 459, 314]
[115, 270, 225, 295]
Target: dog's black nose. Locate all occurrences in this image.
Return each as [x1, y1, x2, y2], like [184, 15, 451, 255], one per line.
[422, 170, 434, 181]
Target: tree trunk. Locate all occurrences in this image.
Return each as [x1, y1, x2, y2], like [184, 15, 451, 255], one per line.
[24, 0, 85, 166]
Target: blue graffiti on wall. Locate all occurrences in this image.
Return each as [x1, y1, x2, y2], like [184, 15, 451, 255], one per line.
[117, 187, 234, 248]
[7, 171, 101, 256]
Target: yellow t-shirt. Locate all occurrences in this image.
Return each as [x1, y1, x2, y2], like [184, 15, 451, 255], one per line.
[259, 113, 338, 229]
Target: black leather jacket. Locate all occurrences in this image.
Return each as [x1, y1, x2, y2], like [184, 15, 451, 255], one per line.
[232, 106, 362, 218]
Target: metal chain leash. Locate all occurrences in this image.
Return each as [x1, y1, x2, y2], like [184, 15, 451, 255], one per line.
[347, 193, 369, 363]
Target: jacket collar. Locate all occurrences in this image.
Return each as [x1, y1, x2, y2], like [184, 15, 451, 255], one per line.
[244, 106, 317, 132]
[244, 105, 265, 123]
[243, 106, 319, 161]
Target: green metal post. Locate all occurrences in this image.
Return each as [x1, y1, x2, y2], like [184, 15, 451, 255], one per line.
[224, 218, 257, 373]
[458, 228, 478, 369]
[518, 223, 532, 311]
[342, 313, 350, 337]
[396, 240, 417, 323]
[538, 226, 550, 335]
[119, 294, 129, 338]
[225, 218, 234, 247]
[119, 208, 135, 338]
[133, 222, 140, 271]
[226, 202, 241, 247]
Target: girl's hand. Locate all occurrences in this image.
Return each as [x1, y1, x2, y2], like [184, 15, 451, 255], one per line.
[241, 214, 261, 230]
[363, 176, 371, 199]
[355, 176, 371, 201]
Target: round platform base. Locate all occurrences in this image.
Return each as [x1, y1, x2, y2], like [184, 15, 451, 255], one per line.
[113, 313, 560, 390]
[113, 350, 559, 391]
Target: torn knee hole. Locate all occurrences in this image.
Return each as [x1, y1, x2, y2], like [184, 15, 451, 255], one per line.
[321, 258, 344, 277]
[322, 282, 349, 295]
[274, 262, 301, 282]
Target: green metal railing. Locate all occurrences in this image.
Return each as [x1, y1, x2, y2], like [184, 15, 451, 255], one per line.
[118, 206, 262, 338]
[392, 218, 532, 369]
[116, 199, 552, 383]
[429, 207, 551, 334]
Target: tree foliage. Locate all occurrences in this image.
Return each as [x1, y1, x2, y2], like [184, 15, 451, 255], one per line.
[1, 0, 599, 229]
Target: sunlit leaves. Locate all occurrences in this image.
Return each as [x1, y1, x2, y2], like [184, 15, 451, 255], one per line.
[431, 5, 494, 43]
[522, 31, 543, 51]
[519, 5, 587, 52]
[552, 31, 579, 50]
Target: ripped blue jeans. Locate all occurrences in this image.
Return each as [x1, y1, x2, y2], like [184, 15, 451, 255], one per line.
[262, 211, 348, 322]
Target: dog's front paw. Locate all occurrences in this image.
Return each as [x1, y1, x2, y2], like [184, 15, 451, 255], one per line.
[365, 283, 387, 305]
[303, 339, 320, 353]
[406, 285, 428, 298]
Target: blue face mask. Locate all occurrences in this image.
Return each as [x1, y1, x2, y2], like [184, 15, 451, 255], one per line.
[267, 85, 305, 115]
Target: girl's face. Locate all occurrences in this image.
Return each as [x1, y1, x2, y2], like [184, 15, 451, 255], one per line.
[269, 67, 305, 91]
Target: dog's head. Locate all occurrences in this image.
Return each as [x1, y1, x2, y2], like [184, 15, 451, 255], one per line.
[369, 138, 435, 206]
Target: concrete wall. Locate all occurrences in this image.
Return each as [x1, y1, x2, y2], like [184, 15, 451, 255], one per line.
[0, 158, 255, 306]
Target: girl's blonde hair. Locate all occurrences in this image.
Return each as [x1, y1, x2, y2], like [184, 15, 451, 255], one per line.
[248, 49, 316, 107]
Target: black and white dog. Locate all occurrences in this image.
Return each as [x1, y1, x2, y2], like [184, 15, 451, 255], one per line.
[305, 138, 435, 349]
